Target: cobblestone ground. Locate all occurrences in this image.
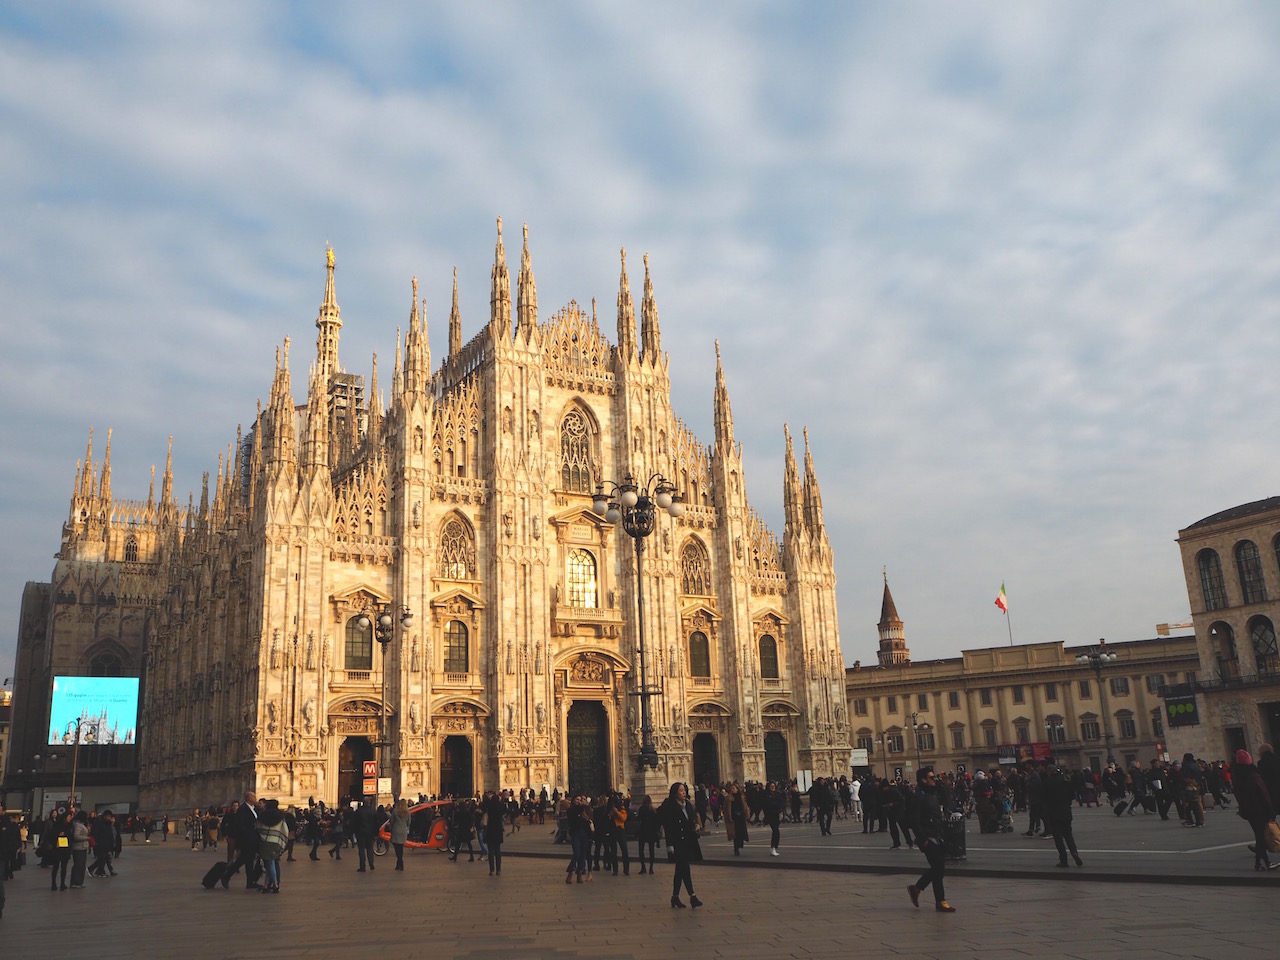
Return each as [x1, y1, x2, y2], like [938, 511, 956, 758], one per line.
[2, 836, 1277, 959]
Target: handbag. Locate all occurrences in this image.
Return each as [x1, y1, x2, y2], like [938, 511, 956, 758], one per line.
[1265, 821, 1280, 854]
[57, 836, 69, 848]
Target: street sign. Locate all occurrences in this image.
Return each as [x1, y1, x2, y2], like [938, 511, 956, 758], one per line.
[849, 748, 869, 768]
[363, 760, 378, 778]
[956, 763, 967, 775]
[377, 777, 391, 795]
[893, 766, 904, 781]
[363, 778, 377, 796]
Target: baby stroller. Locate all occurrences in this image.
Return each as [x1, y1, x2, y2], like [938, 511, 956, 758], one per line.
[997, 794, 1015, 833]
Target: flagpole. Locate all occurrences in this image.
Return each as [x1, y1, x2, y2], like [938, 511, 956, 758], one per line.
[1006, 605, 1014, 647]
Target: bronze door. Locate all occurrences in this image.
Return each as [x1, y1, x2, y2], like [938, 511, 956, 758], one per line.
[764, 731, 789, 784]
[693, 733, 720, 786]
[440, 735, 474, 798]
[566, 701, 609, 797]
[338, 736, 374, 802]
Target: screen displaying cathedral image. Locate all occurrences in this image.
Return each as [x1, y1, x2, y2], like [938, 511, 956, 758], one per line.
[48, 676, 139, 746]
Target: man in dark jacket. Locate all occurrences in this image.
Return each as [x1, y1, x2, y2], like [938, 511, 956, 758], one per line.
[861, 776, 880, 833]
[353, 801, 380, 872]
[906, 767, 954, 913]
[1257, 744, 1280, 811]
[1043, 766, 1083, 867]
[88, 811, 117, 877]
[222, 792, 262, 889]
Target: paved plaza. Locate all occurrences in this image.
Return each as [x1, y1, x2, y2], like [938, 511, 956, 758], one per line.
[3, 804, 1279, 959]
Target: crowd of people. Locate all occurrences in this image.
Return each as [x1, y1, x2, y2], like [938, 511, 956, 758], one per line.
[4, 745, 1277, 921]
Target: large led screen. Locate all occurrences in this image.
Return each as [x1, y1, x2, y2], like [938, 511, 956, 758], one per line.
[48, 676, 139, 746]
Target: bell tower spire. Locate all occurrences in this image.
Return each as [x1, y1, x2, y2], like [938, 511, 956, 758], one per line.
[316, 245, 342, 385]
[877, 571, 910, 666]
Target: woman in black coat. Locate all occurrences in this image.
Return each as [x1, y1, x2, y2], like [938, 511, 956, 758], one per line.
[1230, 750, 1279, 870]
[636, 795, 660, 874]
[659, 783, 702, 909]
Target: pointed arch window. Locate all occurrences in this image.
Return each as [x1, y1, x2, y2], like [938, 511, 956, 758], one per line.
[439, 518, 476, 580]
[680, 540, 711, 595]
[759, 634, 780, 679]
[1236, 540, 1267, 605]
[567, 549, 598, 608]
[345, 616, 373, 670]
[1210, 621, 1239, 679]
[1250, 615, 1278, 675]
[124, 536, 139, 563]
[444, 620, 469, 673]
[560, 410, 592, 493]
[90, 652, 124, 677]
[689, 631, 711, 677]
[1197, 549, 1227, 612]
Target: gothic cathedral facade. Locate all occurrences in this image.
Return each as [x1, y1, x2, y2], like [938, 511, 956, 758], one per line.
[36, 222, 848, 812]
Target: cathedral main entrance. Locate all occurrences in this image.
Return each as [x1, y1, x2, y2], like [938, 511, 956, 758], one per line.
[338, 736, 374, 802]
[692, 733, 719, 786]
[566, 700, 609, 797]
[440, 735, 474, 798]
[764, 732, 790, 784]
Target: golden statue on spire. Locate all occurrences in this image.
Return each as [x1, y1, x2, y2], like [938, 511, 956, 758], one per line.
[326, 246, 335, 268]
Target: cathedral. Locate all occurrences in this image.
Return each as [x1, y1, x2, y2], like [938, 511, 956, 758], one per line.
[9, 221, 849, 814]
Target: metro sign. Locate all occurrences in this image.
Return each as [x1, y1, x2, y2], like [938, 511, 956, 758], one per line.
[363, 760, 378, 778]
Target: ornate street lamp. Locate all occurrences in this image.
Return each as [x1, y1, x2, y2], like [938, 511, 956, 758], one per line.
[33, 752, 57, 818]
[1076, 640, 1119, 767]
[358, 603, 414, 788]
[875, 731, 890, 779]
[62, 719, 100, 811]
[592, 472, 684, 771]
[909, 712, 932, 768]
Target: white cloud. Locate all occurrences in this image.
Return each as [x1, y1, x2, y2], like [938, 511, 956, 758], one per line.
[3, 3, 1280, 683]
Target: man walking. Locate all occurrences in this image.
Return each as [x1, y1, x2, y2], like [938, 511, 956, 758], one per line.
[222, 792, 262, 889]
[905, 767, 955, 913]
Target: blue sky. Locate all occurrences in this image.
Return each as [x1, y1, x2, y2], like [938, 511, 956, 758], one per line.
[3, 2, 1279, 685]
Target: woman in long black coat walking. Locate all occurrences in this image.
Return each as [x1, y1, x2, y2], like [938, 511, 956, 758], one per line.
[659, 783, 702, 909]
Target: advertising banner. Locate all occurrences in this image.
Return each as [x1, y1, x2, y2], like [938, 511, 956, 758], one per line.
[1165, 695, 1200, 727]
[48, 676, 138, 745]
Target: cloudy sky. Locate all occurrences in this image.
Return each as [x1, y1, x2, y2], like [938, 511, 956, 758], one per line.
[3, 2, 1278, 685]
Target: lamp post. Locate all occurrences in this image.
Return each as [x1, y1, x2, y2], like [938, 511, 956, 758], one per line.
[1075, 640, 1118, 767]
[358, 603, 414, 791]
[875, 731, 890, 779]
[62, 718, 100, 811]
[909, 712, 932, 768]
[33, 752, 57, 818]
[592, 472, 684, 772]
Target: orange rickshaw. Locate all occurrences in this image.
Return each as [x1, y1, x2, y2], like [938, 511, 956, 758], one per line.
[374, 799, 454, 856]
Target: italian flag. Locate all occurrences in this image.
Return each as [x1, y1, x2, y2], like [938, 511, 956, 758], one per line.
[995, 583, 1008, 614]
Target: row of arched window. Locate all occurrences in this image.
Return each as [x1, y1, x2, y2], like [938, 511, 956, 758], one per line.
[344, 617, 471, 673]
[1197, 537, 1280, 611]
[1207, 616, 1278, 676]
[689, 633, 780, 679]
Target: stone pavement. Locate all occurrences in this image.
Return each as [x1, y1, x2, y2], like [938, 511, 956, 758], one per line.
[502, 800, 1280, 885]
[2, 828, 1278, 960]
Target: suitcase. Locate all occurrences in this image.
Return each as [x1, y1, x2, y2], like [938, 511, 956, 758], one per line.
[201, 861, 229, 889]
[1141, 796, 1157, 813]
[1113, 800, 1130, 816]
